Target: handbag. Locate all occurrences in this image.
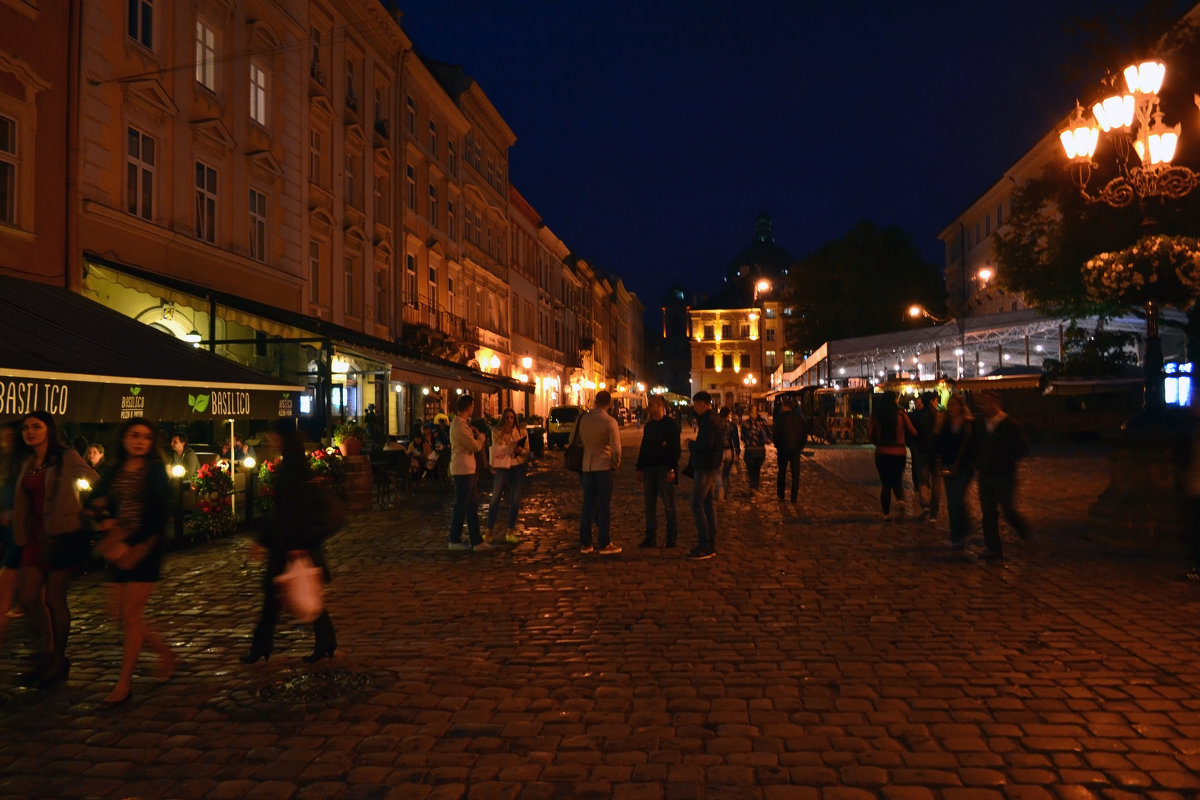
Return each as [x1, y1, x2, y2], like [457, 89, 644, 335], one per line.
[490, 442, 513, 470]
[95, 528, 155, 570]
[563, 420, 584, 473]
[273, 553, 324, 623]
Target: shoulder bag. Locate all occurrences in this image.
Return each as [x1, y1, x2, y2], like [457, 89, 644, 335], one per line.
[564, 419, 584, 473]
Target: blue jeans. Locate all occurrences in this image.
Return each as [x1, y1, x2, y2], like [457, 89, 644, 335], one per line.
[580, 470, 614, 548]
[641, 466, 678, 544]
[487, 464, 526, 530]
[450, 474, 482, 545]
[691, 468, 719, 550]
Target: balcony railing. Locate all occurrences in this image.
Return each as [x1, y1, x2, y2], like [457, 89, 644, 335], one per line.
[401, 302, 481, 348]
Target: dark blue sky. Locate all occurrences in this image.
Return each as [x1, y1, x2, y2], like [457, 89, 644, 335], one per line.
[395, 1, 1185, 319]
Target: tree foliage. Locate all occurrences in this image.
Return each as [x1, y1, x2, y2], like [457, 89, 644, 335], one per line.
[783, 220, 945, 355]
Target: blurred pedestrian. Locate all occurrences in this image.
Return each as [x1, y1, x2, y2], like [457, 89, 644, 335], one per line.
[486, 408, 528, 543]
[868, 391, 917, 521]
[86, 417, 176, 704]
[717, 406, 740, 501]
[935, 393, 975, 548]
[447, 395, 492, 552]
[740, 411, 772, 496]
[636, 395, 680, 548]
[773, 396, 808, 503]
[687, 391, 723, 560]
[241, 418, 338, 664]
[13, 411, 98, 689]
[909, 392, 940, 520]
[973, 390, 1031, 560]
[578, 390, 622, 555]
[0, 422, 24, 642]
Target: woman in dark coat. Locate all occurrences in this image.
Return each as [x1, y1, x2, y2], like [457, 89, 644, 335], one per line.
[87, 416, 176, 705]
[240, 418, 337, 664]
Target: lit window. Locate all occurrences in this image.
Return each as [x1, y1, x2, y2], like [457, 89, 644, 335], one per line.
[195, 161, 217, 243]
[703, 324, 713, 340]
[249, 63, 268, 125]
[195, 20, 217, 91]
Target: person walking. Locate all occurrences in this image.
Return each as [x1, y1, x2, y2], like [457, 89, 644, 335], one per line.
[636, 395, 680, 549]
[935, 393, 975, 548]
[486, 408, 528, 544]
[716, 406, 740, 501]
[241, 418, 338, 664]
[773, 396, 808, 503]
[578, 390, 622, 555]
[909, 392, 940, 520]
[973, 390, 1031, 560]
[867, 391, 917, 521]
[86, 417, 176, 704]
[12, 411, 98, 689]
[740, 411, 772, 497]
[447, 395, 493, 552]
[687, 391, 723, 560]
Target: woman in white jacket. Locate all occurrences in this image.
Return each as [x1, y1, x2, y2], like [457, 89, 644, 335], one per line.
[447, 395, 494, 553]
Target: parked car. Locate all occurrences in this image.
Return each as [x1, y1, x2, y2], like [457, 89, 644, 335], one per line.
[546, 405, 583, 449]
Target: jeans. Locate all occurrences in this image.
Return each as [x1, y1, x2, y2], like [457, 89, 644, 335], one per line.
[486, 464, 526, 530]
[776, 452, 801, 500]
[580, 470, 614, 548]
[450, 474, 482, 545]
[744, 449, 765, 490]
[978, 474, 1028, 554]
[874, 452, 907, 514]
[719, 450, 735, 497]
[943, 466, 973, 543]
[641, 466, 678, 545]
[911, 450, 940, 516]
[691, 468, 719, 551]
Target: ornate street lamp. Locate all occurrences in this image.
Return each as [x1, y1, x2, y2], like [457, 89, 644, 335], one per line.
[1059, 59, 1198, 413]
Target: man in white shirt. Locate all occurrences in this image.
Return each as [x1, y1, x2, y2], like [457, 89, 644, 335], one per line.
[447, 394, 494, 552]
[577, 390, 622, 555]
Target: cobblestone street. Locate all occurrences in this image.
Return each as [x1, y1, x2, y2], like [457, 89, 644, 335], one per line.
[1, 428, 1199, 800]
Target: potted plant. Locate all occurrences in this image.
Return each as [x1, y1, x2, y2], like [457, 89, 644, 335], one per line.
[332, 421, 366, 457]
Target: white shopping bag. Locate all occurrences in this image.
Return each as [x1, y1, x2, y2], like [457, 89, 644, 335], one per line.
[273, 554, 324, 623]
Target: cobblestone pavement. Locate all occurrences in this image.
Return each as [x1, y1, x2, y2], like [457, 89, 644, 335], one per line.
[1, 430, 1199, 800]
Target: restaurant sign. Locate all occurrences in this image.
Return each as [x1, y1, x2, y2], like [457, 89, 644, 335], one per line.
[0, 374, 298, 423]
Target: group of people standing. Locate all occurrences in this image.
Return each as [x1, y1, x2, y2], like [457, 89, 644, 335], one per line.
[869, 388, 1031, 560]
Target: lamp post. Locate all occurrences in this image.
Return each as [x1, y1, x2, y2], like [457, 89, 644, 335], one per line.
[907, 304, 964, 380]
[1059, 59, 1198, 414]
[753, 279, 771, 397]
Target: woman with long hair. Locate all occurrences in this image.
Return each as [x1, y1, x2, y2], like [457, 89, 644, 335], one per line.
[86, 416, 176, 705]
[934, 393, 976, 548]
[486, 408, 528, 543]
[241, 418, 337, 664]
[0, 421, 25, 644]
[867, 392, 917, 521]
[12, 411, 98, 688]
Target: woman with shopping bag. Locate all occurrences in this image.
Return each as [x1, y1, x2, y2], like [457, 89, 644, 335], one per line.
[240, 419, 337, 665]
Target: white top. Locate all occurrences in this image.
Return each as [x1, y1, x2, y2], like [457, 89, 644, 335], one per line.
[448, 415, 484, 475]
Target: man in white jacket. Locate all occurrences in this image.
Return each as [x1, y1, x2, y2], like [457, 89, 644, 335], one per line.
[447, 395, 494, 552]
[577, 390, 622, 555]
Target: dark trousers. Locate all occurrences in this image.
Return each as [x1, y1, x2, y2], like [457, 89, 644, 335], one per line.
[874, 452, 907, 514]
[641, 466, 677, 545]
[911, 451, 940, 516]
[251, 547, 336, 654]
[744, 450, 766, 490]
[944, 467, 973, 543]
[580, 470, 614, 548]
[691, 468, 719, 550]
[450, 474, 482, 545]
[776, 452, 801, 500]
[978, 474, 1028, 553]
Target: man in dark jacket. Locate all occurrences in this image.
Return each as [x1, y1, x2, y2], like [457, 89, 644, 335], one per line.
[687, 391, 724, 559]
[974, 390, 1031, 560]
[636, 395, 681, 548]
[909, 392, 940, 520]
[773, 396, 808, 503]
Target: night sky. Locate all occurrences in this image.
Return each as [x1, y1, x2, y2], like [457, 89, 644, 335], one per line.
[395, 0, 1190, 324]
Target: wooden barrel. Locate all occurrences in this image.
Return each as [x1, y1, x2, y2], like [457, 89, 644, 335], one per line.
[341, 455, 372, 512]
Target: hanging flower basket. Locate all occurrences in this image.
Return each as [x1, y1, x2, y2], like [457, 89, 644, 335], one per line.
[1083, 234, 1200, 308]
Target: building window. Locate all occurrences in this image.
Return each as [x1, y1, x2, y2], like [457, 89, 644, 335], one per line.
[740, 323, 750, 338]
[345, 59, 358, 110]
[703, 323, 713, 340]
[722, 354, 733, 369]
[721, 323, 732, 339]
[309, 240, 321, 304]
[405, 95, 416, 135]
[309, 129, 322, 184]
[984, 214, 991, 237]
[448, 141, 457, 175]
[405, 164, 416, 211]
[127, 0, 153, 50]
[405, 253, 417, 306]
[374, 171, 389, 220]
[0, 115, 14, 226]
[428, 120, 438, 156]
[249, 188, 266, 262]
[344, 153, 357, 205]
[194, 161, 217, 243]
[309, 27, 323, 83]
[125, 127, 154, 221]
[249, 62, 268, 125]
[996, 202, 1003, 227]
[704, 354, 715, 369]
[428, 184, 438, 227]
[344, 254, 360, 315]
[765, 328, 775, 342]
[764, 307, 775, 319]
[740, 353, 750, 368]
[375, 269, 388, 323]
[195, 20, 217, 91]
[975, 222, 981, 243]
[447, 200, 456, 238]
[765, 350, 777, 368]
[428, 266, 438, 305]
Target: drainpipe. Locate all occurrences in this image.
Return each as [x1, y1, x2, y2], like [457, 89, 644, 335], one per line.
[65, 0, 82, 291]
